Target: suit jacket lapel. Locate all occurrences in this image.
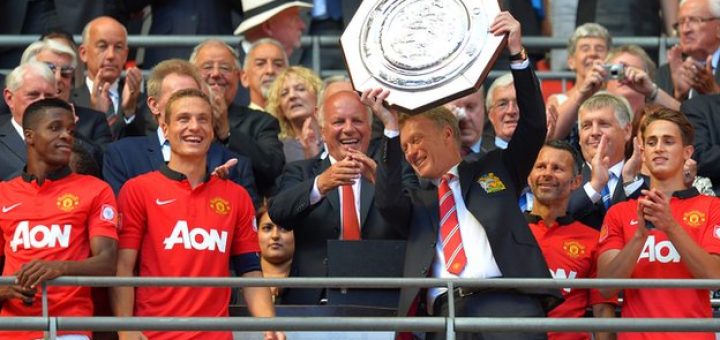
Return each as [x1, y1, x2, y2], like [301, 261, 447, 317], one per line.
[71, 86, 91, 109]
[359, 176, 373, 227]
[145, 135, 165, 169]
[418, 180, 440, 233]
[316, 158, 340, 212]
[458, 162, 498, 238]
[0, 119, 26, 162]
[458, 161, 474, 201]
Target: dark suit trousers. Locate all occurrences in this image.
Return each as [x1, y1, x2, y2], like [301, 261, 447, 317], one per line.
[427, 291, 547, 340]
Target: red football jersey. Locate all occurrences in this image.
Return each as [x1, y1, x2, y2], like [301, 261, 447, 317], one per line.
[118, 167, 259, 340]
[598, 189, 720, 340]
[0, 170, 118, 339]
[528, 215, 617, 340]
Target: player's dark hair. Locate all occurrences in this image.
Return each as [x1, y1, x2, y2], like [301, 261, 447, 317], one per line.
[70, 140, 100, 177]
[543, 140, 583, 176]
[164, 88, 212, 124]
[639, 106, 694, 146]
[22, 97, 73, 130]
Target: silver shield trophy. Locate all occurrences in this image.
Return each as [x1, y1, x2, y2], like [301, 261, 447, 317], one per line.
[341, 0, 506, 114]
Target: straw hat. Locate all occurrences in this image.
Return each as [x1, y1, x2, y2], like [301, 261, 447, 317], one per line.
[234, 0, 313, 35]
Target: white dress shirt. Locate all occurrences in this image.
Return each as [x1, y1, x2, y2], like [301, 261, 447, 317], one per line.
[427, 165, 502, 309]
[310, 155, 363, 237]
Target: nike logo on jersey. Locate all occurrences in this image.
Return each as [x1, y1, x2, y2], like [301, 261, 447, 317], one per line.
[630, 219, 639, 225]
[2, 202, 22, 213]
[156, 198, 176, 206]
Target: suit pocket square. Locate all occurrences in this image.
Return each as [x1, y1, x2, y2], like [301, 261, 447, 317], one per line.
[477, 172, 506, 193]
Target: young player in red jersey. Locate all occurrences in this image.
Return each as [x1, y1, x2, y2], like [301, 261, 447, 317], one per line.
[598, 107, 720, 340]
[0, 98, 118, 340]
[526, 140, 617, 340]
[113, 88, 283, 340]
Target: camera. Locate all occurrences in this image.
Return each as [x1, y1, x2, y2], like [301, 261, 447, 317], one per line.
[604, 64, 625, 81]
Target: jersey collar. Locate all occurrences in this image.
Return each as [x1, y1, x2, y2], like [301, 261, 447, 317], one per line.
[159, 163, 211, 183]
[524, 212, 575, 226]
[672, 187, 699, 199]
[21, 165, 71, 183]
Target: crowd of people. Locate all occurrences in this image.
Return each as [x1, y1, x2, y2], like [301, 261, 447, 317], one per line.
[1, 0, 720, 339]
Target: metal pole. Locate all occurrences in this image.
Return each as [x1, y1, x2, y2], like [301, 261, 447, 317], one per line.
[446, 281, 456, 340]
[48, 318, 57, 340]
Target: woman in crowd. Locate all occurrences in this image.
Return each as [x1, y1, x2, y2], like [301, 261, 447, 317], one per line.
[257, 206, 295, 304]
[266, 66, 323, 162]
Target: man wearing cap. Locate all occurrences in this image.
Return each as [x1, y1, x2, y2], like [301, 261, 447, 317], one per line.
[235, 0, 312, 59]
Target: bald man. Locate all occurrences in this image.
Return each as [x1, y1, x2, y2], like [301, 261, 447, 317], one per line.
[268, 91, 416, 304]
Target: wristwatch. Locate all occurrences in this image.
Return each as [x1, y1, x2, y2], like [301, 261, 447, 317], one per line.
[509, 47, 527, 62]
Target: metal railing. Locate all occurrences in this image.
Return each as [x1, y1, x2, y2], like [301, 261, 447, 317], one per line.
[1, 277, 720, 339]
[0, 34, 679, 81]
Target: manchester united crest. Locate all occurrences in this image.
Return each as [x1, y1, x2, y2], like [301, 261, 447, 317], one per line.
[56, 193, 79, 212]
[563, 240, 586, 259]
[683, 210, 706, 227]
[210, 197, 231, 215]
[477, 173, 506, 193]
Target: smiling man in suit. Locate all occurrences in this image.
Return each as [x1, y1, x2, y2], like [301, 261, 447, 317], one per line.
[0, 62, 58, 180]
[268, 90, 416, 304]
[568, 92, 644, 230]
[102, 59, 259, 208]
[369, 12, 561, 340]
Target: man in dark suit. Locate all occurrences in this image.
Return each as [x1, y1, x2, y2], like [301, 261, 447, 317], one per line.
[190, 39, 285, 198]
[680, 94, 720, 195]
[568, 92, 644, 230]
[370, 12, 561, 339]
[103, 59, 259, 207]
[268, 91, 415, 305]
[0, 62, 59, 180]
[74, 16, 145, 140]
[443, 87, 497, 160]
[655, 0, 720, 100]
[21, 39, 112, 160]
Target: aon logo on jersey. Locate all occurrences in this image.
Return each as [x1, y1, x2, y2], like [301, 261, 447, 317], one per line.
[550, 268, 577, 293]
[10, 221, 71, 252]
[163, 220, 228, 253]
[638, 235, 680, 263]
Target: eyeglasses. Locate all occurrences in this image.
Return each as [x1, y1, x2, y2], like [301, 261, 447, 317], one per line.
[491, 99, 518, 112]
[673, 16, 718, 30]
[44, 62, 75, 78]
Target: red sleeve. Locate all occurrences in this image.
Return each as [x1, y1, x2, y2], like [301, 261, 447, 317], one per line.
[87, 181, 119, 241]
[231, 185, 259, 256]
[117, 178, 147, 250]
[589, 240, 618, 306]
[597, 203, 628, 255]
[698, 197, 720, 255]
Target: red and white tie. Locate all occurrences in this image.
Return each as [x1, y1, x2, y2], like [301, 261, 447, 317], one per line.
[438, 174, 467, 275]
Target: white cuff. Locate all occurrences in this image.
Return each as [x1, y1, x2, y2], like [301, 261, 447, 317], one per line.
[583, 182, 602, 204]
[384, 129, 400, 138]
[310, 176, 323, 205]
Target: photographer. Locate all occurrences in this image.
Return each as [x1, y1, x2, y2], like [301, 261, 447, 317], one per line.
[549, 42, 679, 141]
[605, 45, 680, 114]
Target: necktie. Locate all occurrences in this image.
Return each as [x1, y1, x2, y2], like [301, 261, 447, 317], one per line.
[460, 146, 472, 158]
[106, 91, 119, 126]
[601, 173, 615, 210]
[341, 185, 360, 240]
[438, 174, 466, 275]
